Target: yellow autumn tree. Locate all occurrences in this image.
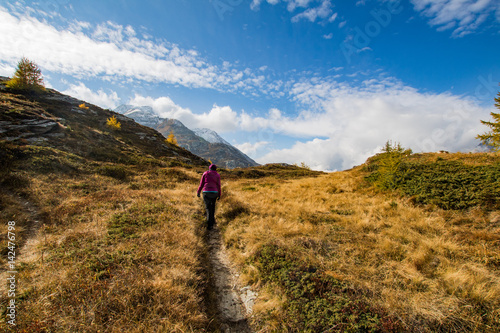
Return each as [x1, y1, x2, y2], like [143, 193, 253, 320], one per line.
[106, 115, 121, 130]
[166, 130, 178, 145]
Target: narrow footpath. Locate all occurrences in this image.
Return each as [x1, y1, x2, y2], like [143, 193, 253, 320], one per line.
[207, 228, 256, 333]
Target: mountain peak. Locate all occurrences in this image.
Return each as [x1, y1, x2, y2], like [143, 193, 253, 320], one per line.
[114, 104, 259, 168]
[115, 104, 160, 128]
[193, 128, 230, 145]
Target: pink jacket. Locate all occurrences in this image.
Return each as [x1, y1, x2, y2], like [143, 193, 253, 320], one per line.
[197, 170, 221, 197]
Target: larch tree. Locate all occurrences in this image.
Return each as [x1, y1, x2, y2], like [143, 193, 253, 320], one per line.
[7, 57, 45, 92]
[106, 115, 121, 130]
[166, 130, 178, 145]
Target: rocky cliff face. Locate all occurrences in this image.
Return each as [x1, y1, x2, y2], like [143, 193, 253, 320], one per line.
[116, 105, 259, 169]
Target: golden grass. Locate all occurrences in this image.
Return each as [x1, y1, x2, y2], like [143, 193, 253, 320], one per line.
[0, 167, 211, 332]
[218, 166, 500, 331]
[1, 151, 499, 332]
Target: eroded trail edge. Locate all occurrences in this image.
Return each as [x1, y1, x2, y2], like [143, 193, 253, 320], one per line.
[207, 228, 256, 333]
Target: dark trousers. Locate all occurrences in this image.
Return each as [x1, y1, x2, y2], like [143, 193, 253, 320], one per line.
[202, 192, 218, 229]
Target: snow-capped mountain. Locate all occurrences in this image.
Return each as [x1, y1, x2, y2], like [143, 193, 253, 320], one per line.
[114, 105, 161, 128]
[193, 128, 231, 145]
[115, 105, 259, 168]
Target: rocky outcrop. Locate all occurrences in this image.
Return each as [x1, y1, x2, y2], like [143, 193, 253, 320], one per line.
[0, 118, 62, 141]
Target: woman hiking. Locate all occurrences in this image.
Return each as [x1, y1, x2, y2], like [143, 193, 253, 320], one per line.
[197, 164, 221, 230]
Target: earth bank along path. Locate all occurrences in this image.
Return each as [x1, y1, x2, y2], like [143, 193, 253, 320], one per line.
[207, 228, 257, 332]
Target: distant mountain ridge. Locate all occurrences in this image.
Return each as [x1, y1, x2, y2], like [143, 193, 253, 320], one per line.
[116, 105, 259, 169]
[193, 128, 231, 145]
[114, 105, 161, 128]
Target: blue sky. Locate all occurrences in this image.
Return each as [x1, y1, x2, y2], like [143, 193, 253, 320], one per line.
[1, 0, 499, 170]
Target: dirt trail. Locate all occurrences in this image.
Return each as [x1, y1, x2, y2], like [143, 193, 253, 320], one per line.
[207, 228, 257, 333]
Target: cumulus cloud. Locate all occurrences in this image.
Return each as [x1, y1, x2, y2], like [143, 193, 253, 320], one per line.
[128, 95, 239, 133]
[234, 141, 270, 156]
[254, 77, 493, 170]
[410, 0, 500, 37]
[62, 83, 120, 109]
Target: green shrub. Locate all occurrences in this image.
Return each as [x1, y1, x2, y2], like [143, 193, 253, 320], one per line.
[97, 165, 130, 181]
[396, 160, 500, 210]
[107, 212, 156, 239]
[367, 157, 500, 210]
[255, 244, 401, 332]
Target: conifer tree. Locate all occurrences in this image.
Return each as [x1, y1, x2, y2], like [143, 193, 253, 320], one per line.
[6, 57, 45, 91]
[476, 88, 500, 151]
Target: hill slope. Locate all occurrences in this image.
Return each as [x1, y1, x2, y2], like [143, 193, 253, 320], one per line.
[0, 84, 207, 168]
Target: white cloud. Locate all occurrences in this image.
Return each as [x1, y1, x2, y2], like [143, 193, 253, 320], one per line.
[287, 0, 315, 12]
[0, 61, 15, 77]
[250, 0, 336, 24]
[128, 95, 239, 133]
[253, 77, 493, 170]
[0, 9, 214, 88]
[291, 0, 333, 23]
[410, 0, 500, 37]
[251, 0, 281, 11]
[62, 83, 120, 109]
[258, 138, 345, 171]
[127, 75, 493, 171]
[0, 7, 271, 94]
[234, 141, 270, 156]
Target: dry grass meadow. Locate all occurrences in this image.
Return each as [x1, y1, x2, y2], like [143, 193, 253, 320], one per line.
[217, 153, 500, 332]
[0, 149, 499, 332]
[0, 163, 214, 332]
